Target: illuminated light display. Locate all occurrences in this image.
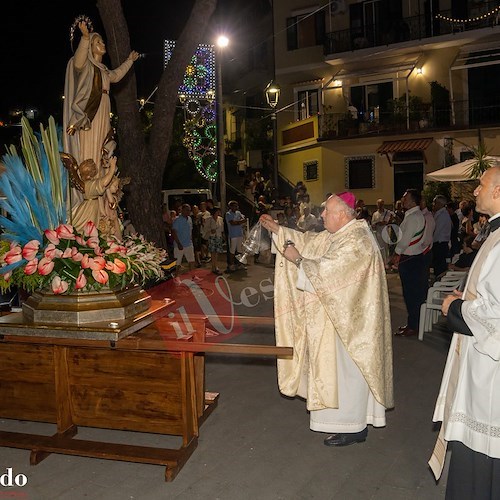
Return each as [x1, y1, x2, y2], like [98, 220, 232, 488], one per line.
[164, 40, 218, 182]
[435, 5, 500, 23]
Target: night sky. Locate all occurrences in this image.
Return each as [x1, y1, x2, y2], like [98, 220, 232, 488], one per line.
[0, 1, 208, 120]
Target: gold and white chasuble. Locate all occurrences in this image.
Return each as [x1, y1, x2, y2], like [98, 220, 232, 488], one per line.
[273, 219, 394, 414]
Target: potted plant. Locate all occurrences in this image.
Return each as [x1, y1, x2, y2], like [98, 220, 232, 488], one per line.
[430, 81, 451, 127]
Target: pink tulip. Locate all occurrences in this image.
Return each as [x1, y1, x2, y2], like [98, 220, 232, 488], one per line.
[51, 276, 69, 294]
[62, 247, 73, 259]
[38, 257, 55, 275]
[75, 270, 87, 290]
[111, 258, 126, 274]
[75, 235, 86, 246]
[44, 243, 56, 259]
[22, 240, 40, 261]
[90, 256, 106, 271]
[83, 221, 98, 238]
[72, 251, 84, 262]
[105, 258, 126, 274]
[56, 224, 75, 240]
[81, 254, 93, 269]
[24, 258, 39, 275]
[92, 268, 109, 285]
[4, 245, 22, 265]
[87, 237, 100, 249]
[44, 244, 63, 259]
[3, 271, 12, 281]
[44, 229, 60, 245]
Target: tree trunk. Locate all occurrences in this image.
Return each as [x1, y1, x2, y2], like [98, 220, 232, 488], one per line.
[96, 0, 217, 246]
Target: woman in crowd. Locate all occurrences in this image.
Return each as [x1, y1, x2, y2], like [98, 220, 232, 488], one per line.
[203, 207, 225, 275]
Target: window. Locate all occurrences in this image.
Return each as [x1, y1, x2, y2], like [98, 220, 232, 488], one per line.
[350, 82, 393, 124]
[460, 150, 474, 162]
[349, 0, 402, 48]
[345, 155, 375, 189]
[303, 160, 319, 181]
[286, 11, 326, 51]
[297, 89, 320, 121]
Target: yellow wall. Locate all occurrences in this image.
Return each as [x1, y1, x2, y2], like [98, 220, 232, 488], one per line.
[279, 136, 397, 207]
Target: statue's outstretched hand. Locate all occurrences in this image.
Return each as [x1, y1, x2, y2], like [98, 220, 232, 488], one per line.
[79, 21, 90, 39]
[109, 156, 118, 173]
[128, 51, 140, 62]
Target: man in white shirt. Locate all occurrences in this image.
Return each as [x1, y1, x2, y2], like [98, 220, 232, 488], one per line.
[432, 195, 452, 278]
[389, 189, 427, 337]
[297, 206, 318, 232]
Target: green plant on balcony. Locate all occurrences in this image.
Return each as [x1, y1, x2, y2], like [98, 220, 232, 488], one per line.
[387, 95, 429, 129]
[245, 119, 272, 150]
[337, 112, 358, 137]
[321, 105, 337, 138]
[430, 81, 451, 127]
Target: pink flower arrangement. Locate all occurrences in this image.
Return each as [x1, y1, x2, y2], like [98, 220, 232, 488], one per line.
[0, 223, 166, 295]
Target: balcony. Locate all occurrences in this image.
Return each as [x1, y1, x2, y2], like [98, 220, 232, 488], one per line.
[318, 99, 500, 140]
[324, 3, 500, 56]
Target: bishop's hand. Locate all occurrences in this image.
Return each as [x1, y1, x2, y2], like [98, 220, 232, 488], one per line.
[260, 214, 279, 234]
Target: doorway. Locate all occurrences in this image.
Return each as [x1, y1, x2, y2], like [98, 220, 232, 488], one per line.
[393, 152, 424, 203]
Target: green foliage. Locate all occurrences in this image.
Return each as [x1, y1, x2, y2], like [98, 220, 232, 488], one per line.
[245, 118, 272, 151]
[429, 81, 450, 105]
[387, 95, 428, 123]
[444, 138, 456, 167]
[466, 141, 492, 179]
[452, 139, 492, 179]
[429, 81, 450, 127]
[423, 181, 451, 208]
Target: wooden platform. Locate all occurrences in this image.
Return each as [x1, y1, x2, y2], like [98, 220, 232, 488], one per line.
[0, 312, 214, 481]
[0, 306, 291, 480]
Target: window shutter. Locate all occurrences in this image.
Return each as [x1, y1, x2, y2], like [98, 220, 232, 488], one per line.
[315, 12, 326, 45]
[286, 17, 298, 50]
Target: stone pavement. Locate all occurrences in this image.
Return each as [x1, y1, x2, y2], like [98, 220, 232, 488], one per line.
[0, 261, 452, 499]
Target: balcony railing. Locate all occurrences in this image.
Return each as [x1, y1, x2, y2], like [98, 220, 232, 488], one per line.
[318, 99, 500, 139]
[324, 2, 500, 55]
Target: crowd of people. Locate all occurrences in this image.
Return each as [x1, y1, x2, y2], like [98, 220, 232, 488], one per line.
[124, 170, 499, 497]
[160, 198, 250, 278]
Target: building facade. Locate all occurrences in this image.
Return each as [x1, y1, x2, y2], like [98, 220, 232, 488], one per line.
[273, 0, 500, 207]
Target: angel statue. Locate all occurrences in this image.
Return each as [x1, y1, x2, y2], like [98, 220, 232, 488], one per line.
[61, 153, 123, 238]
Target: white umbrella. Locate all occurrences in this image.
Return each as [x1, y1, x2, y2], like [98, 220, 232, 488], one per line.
[426, 156, 500, 182]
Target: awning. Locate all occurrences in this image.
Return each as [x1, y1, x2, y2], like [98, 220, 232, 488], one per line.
[377, 138, 433, 154]
[426, 156, 500, 182]
[450, 38, 500, 72]
[328, 52, 423, 81]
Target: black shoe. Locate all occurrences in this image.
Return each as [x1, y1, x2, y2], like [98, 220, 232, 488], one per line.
[394, 326, 418, 337]
[323, 428, 368, 447]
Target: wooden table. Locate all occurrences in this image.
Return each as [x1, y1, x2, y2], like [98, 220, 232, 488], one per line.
[0, 311, 291, 480]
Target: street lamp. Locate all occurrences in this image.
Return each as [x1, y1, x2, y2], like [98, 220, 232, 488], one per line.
[216, 35, 229, 212]
[265, 80, 281, 191]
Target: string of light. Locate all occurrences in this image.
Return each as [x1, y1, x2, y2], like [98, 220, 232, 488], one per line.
[435, 5, 500, 24]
